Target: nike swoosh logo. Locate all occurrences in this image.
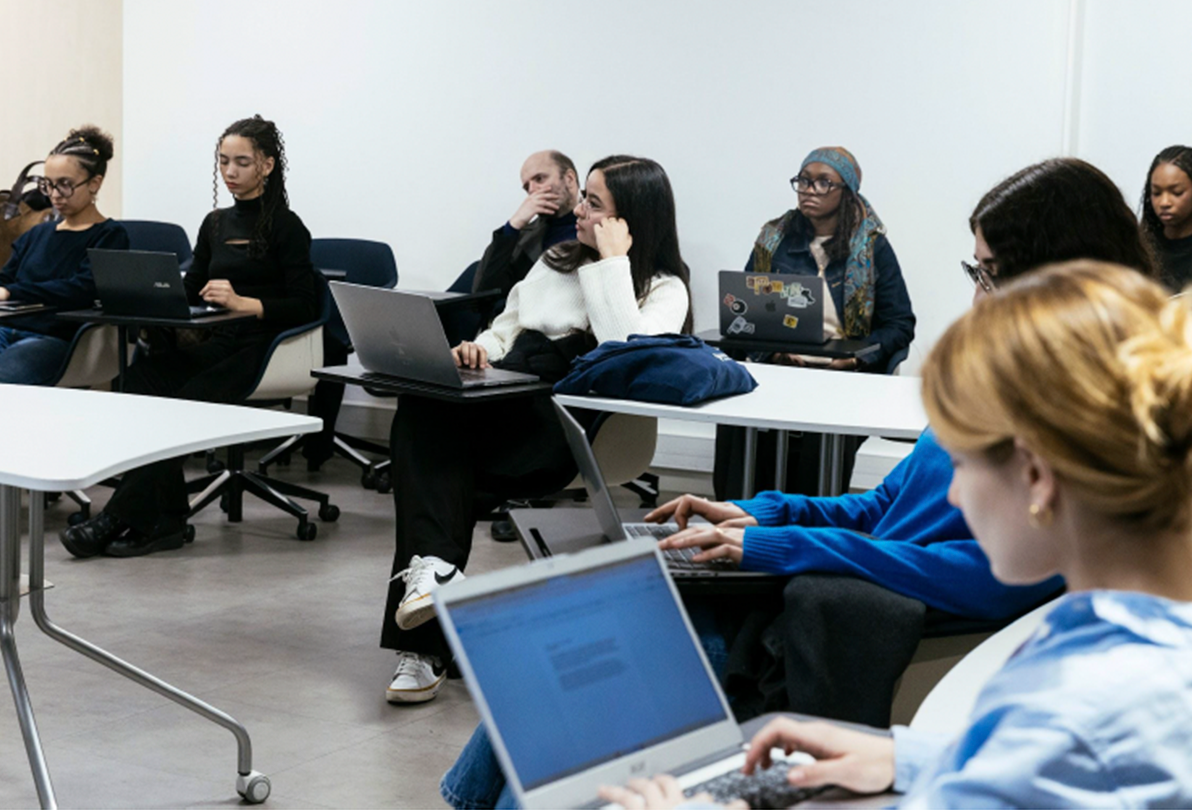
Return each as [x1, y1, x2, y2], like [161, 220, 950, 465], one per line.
[434, 568, 457, 585]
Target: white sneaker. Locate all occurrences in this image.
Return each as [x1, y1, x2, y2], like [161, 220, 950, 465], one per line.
[385, 651, 446, 704]
[394, 555, 465, 630]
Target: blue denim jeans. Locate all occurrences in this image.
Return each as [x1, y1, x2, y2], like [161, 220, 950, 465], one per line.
[439, 606, 730, 810]
[0, 327, 70, 385]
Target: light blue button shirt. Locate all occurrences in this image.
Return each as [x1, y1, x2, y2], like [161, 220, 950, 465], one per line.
[893, 591, 1192, 808]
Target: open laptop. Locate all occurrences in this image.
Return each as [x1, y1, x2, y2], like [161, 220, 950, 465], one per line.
[88, 249, 227, 319]
[719, 271, 828, 345]
[553, 400, 773, 581]
[434, 540, 818, 809]
[330, 281, 539, 389]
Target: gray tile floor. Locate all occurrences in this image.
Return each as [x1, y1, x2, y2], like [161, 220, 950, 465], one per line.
[0, 451, 596, 809]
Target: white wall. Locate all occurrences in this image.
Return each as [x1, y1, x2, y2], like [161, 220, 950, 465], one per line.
[123, 0, 1076, 375]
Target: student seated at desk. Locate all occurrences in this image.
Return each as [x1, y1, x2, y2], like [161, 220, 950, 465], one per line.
[1140, 145, 1192, 292]
[714, 146, 915, 499]
[0, 126, 128, 384]
[605, 263, 1192, 810]
[381, 155, 693, 704]
[60, 115, 317, 559]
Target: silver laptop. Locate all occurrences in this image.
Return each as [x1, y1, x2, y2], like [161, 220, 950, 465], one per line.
[88, 249, 226, 319]
[434, 541, 816, 809]
[719, 271, 828, 344]
[553, 400, 773, 581]
[329, 281, 539, 389]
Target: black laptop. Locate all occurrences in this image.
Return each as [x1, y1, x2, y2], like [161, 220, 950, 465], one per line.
[719, 270, 828, 344]
[88, 249, 227, 319]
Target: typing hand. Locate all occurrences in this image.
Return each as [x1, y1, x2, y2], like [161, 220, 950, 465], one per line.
[452, 341, 490, 369]
[771, 353, 807, 366]
[742, 718, 895, 794]
[658, 525, 745, 565]
[594, 217, 633, 260]
[199, 280, 261, 316]
[599, 774, 746, 810]
[827, 357, 860, 371]
[645, 494, 752, 530]
[509, 189, 562, 230]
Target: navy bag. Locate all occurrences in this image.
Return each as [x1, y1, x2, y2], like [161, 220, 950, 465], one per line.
[553, 334, 758, 405]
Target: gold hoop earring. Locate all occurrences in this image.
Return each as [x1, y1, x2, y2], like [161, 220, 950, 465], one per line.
[1028, 503, 1053, 528]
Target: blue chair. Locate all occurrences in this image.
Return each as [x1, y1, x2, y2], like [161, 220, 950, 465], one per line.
[257, 238, 398, 488]
[185, 273, 337, 540]
[119, 220, 193, 271]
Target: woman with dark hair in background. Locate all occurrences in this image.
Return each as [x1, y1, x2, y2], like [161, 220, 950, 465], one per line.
[381, 155, 693, 705]
[715, 146, 915, 500]
[59, 115, 317, 559]
[0, 126, 128, 384]
[1140, 145, 1192, 291]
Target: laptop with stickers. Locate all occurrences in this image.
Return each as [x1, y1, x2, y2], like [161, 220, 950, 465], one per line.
[718, 271, 828, 345]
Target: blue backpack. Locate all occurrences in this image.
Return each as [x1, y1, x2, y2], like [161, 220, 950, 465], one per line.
[553, 334, 758, 405]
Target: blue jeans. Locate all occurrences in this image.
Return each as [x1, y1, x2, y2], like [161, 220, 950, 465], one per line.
[439, 607, 730, 810]
[0, 327, 70, 385]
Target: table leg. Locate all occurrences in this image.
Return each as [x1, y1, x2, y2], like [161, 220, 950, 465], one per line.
[816, 434, 846, 497]
[0, 486, 57, 809]
[774, 430, 789, 492]
[117, 325, 128, 393]
[742, 427, 758, 498]
[25, 490, 266, 798]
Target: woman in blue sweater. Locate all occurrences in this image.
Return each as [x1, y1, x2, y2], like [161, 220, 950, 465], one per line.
[0, 126, 128, 384]
[608, 262, 1192, 809]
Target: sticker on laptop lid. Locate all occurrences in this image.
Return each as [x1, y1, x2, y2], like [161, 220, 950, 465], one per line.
[782, 314, 799, 329]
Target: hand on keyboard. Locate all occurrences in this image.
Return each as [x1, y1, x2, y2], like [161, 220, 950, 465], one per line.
[656, 523, 745, 566]
[599, 774, 747, 810]
[645, 494, 757, 531]
[742, 718, 895, 796]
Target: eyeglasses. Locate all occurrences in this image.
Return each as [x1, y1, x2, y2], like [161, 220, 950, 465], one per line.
[791, 175, 846, 196]
[961, 260, 996, 293]
[37, 177, 91, 199]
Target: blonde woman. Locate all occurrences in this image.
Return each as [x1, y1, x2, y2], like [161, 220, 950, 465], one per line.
[608, 262, 1192, 809]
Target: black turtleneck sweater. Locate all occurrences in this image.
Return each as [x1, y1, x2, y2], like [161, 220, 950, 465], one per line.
[185, 197, 317, 332]
[1154, 231, 1192, 293]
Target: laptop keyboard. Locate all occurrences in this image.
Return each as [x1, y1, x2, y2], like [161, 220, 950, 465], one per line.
[622, 524, 733, 570]
[684, 761, 819, 808]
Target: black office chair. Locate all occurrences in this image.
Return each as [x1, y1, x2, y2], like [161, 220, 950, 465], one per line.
[119, 220, 194, 271]
[256, 238, 398, 488]
[185, 274, 338, 540]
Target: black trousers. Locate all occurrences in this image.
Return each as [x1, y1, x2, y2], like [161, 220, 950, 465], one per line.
[379, 394, 576, 658]
[104, 331, 273, 535]
[715, 574, 926, 727]
[713, 426, 864, 500]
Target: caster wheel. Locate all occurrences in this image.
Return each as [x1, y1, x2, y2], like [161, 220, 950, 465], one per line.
[207, 459, 225, 474]
[376, 474, 392, 495]
[297, 521, 317, 541]
[68, 511, 88, 527]
[361, 471, 377, 490]
[318, 503, 340, 522]
[236, 771, 271, 804]
[184, 525, 196, 543]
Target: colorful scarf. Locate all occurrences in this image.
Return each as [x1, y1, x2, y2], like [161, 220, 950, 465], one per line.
[750, 147, 884, 338]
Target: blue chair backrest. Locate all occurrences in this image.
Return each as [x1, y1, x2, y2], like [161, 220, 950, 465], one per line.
[120, 220, 194, 268]
[310, 238, 399, 350]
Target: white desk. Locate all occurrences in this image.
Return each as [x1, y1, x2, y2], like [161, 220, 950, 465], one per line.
[554, 363, 927, 496]
[0, 385, 320, 809]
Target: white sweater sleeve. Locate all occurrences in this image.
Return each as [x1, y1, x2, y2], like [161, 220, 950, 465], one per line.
[472, 279, 521, 362]
[578, 256, 690, 343]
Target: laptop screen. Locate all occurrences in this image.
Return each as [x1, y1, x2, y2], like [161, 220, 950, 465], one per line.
[448, 554, 728, 790]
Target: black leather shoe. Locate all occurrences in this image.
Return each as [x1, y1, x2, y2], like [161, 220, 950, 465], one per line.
[104, 520, 189, 558]
[59, 512, 127, 558]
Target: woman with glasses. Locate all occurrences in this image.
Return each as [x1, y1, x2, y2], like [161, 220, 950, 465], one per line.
[59, 115, 317, 560]
[0, 126, 128, 384]
[715, 146, 914, 500]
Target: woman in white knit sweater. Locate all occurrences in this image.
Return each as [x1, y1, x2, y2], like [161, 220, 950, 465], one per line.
[381, 156, 694, 703]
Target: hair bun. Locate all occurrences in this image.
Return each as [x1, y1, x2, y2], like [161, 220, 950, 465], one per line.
[67, 125, 114, 162]
[1122, 295, 1192, 469]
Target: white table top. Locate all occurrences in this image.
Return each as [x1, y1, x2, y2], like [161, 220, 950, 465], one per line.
[553, 363, 927, 438]
[0, 386, 320, 490]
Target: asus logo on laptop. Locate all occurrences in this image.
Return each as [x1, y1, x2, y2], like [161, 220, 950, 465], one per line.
[153, 281, 171, 289]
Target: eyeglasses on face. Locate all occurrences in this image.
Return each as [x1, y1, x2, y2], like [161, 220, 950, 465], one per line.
[791, 175, 846, 195]
[37, 176, 91, 199]
[961, 260, 996, 293]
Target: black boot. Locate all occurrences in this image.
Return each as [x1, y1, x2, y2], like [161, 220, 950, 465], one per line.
[105, 518, 190, 558]
[59, 512, 128, 559]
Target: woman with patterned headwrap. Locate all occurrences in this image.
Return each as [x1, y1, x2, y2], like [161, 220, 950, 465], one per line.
[715, 146, 915, 499]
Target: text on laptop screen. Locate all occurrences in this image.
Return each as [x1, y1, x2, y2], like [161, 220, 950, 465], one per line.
[449, 555, 728, 790]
